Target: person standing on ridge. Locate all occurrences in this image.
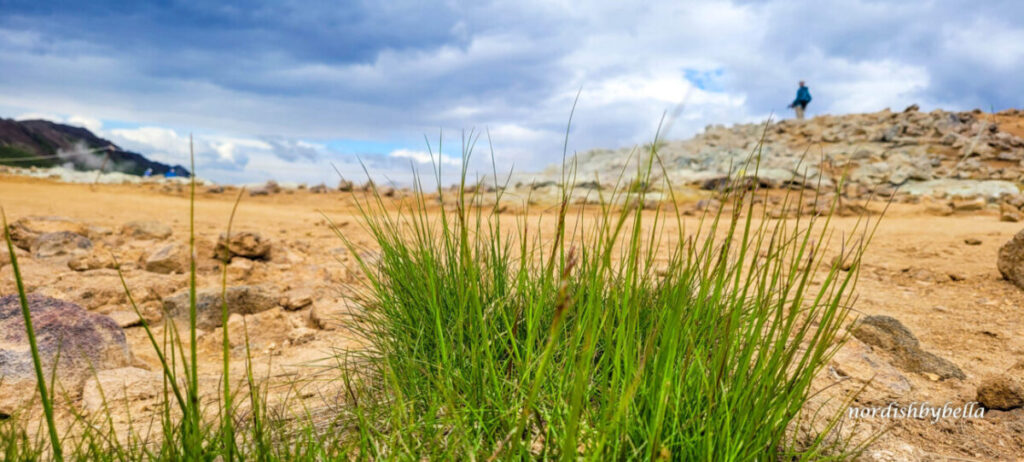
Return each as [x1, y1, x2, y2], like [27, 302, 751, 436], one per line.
[790, 81, 812, 120]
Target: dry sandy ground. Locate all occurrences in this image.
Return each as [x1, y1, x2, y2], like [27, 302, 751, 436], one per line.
[2, 175, 1023, 460]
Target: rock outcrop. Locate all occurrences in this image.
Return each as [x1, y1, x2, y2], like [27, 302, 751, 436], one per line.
[508, 108, 1024, 202]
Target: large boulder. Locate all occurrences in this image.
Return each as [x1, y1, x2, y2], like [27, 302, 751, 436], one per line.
[30, 231, 93, 259]
[162, 285, 279, 329]
[851, 315, 965, 380]
[6, 216, 89, 250]
[215, 231, 271, 261]
[0, 294, 132, 414]
[998, 228, 1024, 289]
[121, 220, 173, 240]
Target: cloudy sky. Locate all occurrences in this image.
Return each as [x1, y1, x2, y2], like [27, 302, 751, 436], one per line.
[1, 0, 1021, 185]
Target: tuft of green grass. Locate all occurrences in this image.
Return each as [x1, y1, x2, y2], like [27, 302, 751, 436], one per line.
[332, 123, 876, 460]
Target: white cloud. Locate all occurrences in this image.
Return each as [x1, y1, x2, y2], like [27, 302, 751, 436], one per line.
[67, 115, 103, 133]
[389, 148, 461, 167]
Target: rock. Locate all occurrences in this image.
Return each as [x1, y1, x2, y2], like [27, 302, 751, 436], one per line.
[121, 220, 173, 240]
[30, 231, 93, 259]
[105, 310, 144, 328]
[144, 243, 186, 274]
[923, 201, 954, 216]
[695, 198, 722, 211]
[997, 228, 1024, 290]
[6, 216, 89, 250]
[287, 327, 318, 346]
[309, 183, 328, 193]
[162, 285, 280, 329]
[851, 315, 965, 380]
[976, 374, 1024, 411]
[67, 250, 118, 271]
[0, 294, 132, 414]
[0, 245, 27, 268]
[227, 257, 255, 278]
[829, 338, 911, 396]
[281, 288, 314, 310]
[309, 299, 356, 331]
[215, 231, 271, 261]
[964, 238, 982, 246]
[249, 180, 281, 196]
[337, 180, 354, 192]
[205, 185, 225, 194]
[952, 198, 986, 212]
[1000, 202, 1023, 222]
[81, 367, 162, 413]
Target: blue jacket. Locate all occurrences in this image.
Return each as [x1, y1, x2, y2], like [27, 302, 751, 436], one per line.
[792, 86, 812, 106]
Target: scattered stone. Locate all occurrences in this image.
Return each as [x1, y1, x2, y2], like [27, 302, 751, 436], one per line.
[964, 238, 982, 246]
[923, 201, 954, 216]
[287, 327, 317, 346]
[215, 231, 272, 261]
[976, 371, 1024, 411]
[952, 198, 986, 212]
[997, 228, 1024, 290]
[162, 285, 280, 329]
[338, 180, 354, 192]
[144, 243, 186, 274]
[30, 231, 93, 259]
[1000, 203, 1023, 222]
[7, 215, 89, 250]
[0, 245, 27, 267]
[281, 288, 314, 310]
[121, 220, 173, 240]
[851, 315, 965, 380]
[309, 183, 328, 193]
[250, 180, 281, 196]
[0, 294, 132, 414]
[67, 250, 118, 271]
[227, 257, 255, 278]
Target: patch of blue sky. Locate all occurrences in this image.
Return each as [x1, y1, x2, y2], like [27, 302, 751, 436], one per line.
[684, 68, 725, 92]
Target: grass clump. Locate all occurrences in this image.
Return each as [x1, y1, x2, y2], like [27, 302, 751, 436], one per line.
[335, 127, 871, 460]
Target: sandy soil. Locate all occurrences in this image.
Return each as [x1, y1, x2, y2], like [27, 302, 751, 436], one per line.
[2, 174, 1023, 460]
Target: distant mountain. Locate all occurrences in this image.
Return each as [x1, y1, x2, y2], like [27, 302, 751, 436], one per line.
[0, 118, 190, 177]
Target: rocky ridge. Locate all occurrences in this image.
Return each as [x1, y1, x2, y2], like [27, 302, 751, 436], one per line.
[506, 107, 1024, 206]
